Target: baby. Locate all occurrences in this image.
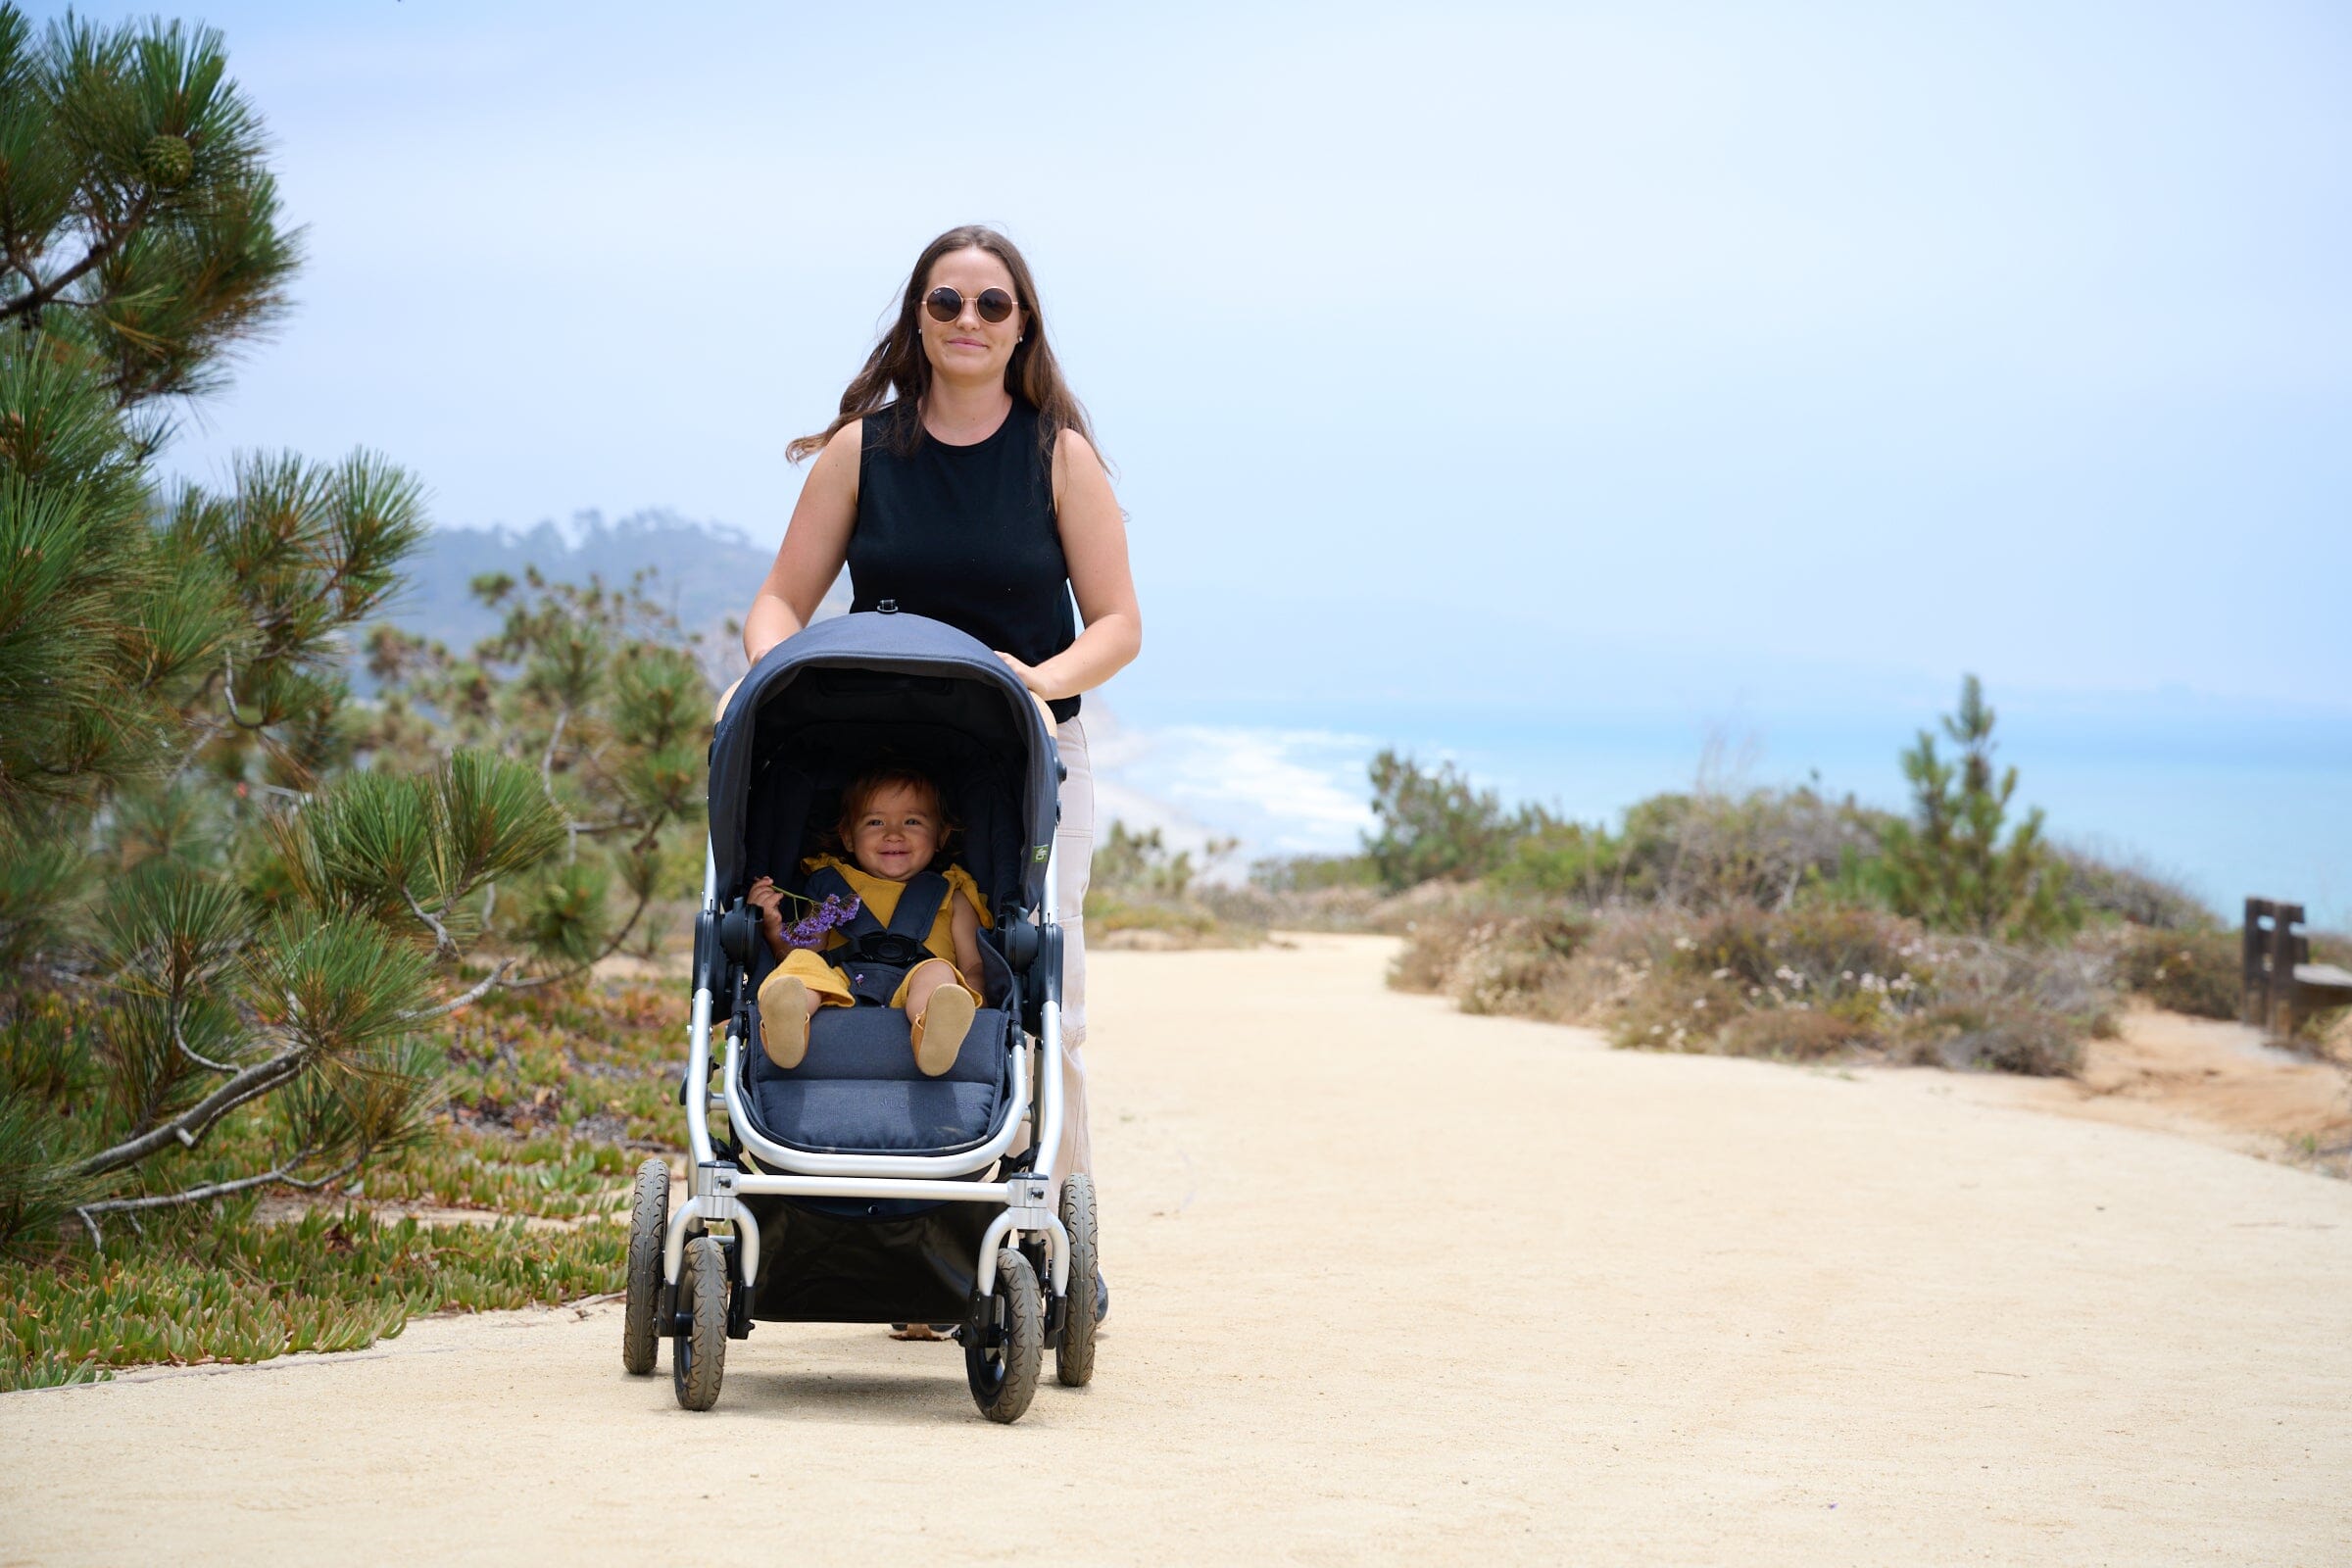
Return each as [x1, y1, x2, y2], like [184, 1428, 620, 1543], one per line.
[749, 763, 990, 1078]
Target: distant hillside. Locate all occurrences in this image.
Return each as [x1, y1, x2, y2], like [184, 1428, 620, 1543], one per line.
[382, 509, 843, 679]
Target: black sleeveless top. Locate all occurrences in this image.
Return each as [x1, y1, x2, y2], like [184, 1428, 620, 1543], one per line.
[850, 399, 1081, 721]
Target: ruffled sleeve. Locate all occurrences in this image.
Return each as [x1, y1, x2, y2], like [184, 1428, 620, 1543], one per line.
[944, 864, 993, 929]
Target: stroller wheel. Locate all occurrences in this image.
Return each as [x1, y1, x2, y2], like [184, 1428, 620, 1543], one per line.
[671, 1234, 729, 1411]
[964, 1249, 1044, 1424]
[621, 1157, 669, 1376]
[1054, 1174, 1099, 1389]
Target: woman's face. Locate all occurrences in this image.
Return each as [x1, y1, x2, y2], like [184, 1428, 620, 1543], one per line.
[917, 247, 1025, 382]
[847, 781, 943, 883]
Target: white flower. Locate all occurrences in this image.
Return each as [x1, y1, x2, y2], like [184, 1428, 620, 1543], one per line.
[1711, 967, 1733, 980]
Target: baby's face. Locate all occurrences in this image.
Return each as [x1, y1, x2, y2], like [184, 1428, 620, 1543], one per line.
[848, 782, 943, 883]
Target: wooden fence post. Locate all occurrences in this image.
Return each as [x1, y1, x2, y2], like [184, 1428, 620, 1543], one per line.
[2242, 897, 2270, 1027]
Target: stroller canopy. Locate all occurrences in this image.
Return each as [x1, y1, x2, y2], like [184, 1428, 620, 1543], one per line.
[709, 611, 1061, 917]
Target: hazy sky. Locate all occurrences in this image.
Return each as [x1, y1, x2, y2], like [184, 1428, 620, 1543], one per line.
[52, 1, 2352, 735]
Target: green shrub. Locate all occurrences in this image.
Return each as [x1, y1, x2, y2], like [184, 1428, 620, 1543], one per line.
[1606, 971, 1747, 1053]
[1679, 904, 1925, 998]
[2059, 848, 2216, 930]
[2114, 928, 2241, 1019]
[1363, 751, 1518, 890]
[1718, 1007, 1875, 1060]
[1393, 897, 2105, 1077]
[1453, 910, 1594, 1017]
[1383, 892, 1587, 1000]
[1893, 1001, 2083, 1076]
[1249, 852, 1380, 895]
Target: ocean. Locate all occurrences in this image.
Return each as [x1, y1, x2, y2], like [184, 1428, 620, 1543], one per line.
[1091, 695, 2352, 930]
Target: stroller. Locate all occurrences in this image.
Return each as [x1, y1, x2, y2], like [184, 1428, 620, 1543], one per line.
[618, 608, 1096, 1422]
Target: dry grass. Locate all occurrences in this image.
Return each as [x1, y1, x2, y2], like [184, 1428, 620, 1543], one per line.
[2106, 926, 2241, 1020]
[1391, 898, 2113, 1076]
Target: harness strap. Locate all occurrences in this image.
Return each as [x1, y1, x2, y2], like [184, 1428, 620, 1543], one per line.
[806, 865, 952, 947]
[803, 865, 956, 1005]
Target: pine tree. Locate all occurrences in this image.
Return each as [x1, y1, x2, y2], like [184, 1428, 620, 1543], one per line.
[1876, 675, 2079, 943]
[0, 7, 299, 426]
[0, 7, 575, 1255]
[361, 567, 712, 969]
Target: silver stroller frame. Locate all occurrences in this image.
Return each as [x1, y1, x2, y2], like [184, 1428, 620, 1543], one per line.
[621, 607, 1092, 1419]
[662, 842, 1072, 1310]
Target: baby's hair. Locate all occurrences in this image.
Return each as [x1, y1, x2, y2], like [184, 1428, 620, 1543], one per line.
[834, 764, 958, 862]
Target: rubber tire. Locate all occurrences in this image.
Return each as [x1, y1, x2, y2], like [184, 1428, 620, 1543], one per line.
[964, 1249, 1044, 1424]
[621, 1157, 668, 1376]
[1054, 1174, 1099, 1388]
[672, 1234, 728, 1411]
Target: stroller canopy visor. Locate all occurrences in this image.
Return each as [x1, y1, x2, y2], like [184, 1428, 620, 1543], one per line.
[709, 611, 1061, 916]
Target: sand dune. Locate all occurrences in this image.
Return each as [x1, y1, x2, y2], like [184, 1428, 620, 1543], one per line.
[5, 935, 2348, 1565]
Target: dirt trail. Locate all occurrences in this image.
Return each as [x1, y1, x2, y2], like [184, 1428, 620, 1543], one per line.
[6, 935, 2350, 1565]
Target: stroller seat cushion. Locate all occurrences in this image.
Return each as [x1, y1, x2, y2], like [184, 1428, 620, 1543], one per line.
[752, 1078, 1003, 1154]
[744, 1003, 1010, 1153]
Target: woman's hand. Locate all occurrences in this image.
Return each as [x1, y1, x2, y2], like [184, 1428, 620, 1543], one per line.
[994, 651, 1058, 728]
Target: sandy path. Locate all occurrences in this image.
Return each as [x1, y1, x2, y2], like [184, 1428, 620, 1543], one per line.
[6, 935, 2350, 1565]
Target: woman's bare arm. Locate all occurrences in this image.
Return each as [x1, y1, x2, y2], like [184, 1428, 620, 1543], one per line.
[742, 420, 862, 664]
[998, 429, 1141, 704]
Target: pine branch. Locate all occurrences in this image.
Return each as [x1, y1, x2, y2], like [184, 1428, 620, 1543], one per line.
[397, 956, 517, 1022]
[74, 1149, 365, 1250]
[502, 881, 655, 990]
[539, 705, 568, 782]
[171, 997, 237, 1074]
[403, 885, 458, 957]
[0, 194, 152, 322]
[71, 1046, 305, 1179]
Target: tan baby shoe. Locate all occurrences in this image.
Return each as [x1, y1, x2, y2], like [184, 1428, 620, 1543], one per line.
[909, 983, 976, 1078]
[759, 972, 810, 1070]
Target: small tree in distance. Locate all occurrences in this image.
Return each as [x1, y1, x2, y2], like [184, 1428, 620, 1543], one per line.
[1363, 750, 1517, 891]
[1876, 675, 2080, 943]
[361, 567, 710, 968]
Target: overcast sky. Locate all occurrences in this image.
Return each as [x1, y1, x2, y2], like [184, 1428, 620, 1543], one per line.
[55, 0, 2352, 733]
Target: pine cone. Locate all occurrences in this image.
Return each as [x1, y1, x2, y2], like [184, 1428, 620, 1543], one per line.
[141, 134, 194, 189]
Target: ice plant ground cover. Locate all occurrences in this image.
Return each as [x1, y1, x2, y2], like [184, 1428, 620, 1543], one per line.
[1, 977, 682, 1391]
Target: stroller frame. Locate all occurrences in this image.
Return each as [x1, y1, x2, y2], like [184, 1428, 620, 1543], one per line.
[663, 838, 1073, 1303]
[622, 610, 1093, 1421]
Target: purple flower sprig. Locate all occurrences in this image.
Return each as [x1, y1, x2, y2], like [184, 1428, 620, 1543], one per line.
[779, 893, 860, 952]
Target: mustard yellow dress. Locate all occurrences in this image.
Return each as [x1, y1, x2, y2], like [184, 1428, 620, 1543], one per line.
[766, 854, 992, 1009]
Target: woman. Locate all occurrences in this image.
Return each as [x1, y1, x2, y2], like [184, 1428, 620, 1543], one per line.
[741, 225, 1141, 1318]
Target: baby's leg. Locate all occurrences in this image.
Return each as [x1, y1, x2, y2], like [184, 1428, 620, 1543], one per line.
[900, 958, 976, 1078]
[756, 950, 850, 1069]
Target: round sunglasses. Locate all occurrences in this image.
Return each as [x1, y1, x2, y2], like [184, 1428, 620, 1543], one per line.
[924, 285, 1018, 324]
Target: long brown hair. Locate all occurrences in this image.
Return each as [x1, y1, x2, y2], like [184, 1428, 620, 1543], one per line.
[786, 225, 1101, 467]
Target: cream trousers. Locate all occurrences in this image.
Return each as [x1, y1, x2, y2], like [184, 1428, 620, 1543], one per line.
[1052, 714, 1094, 1182]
